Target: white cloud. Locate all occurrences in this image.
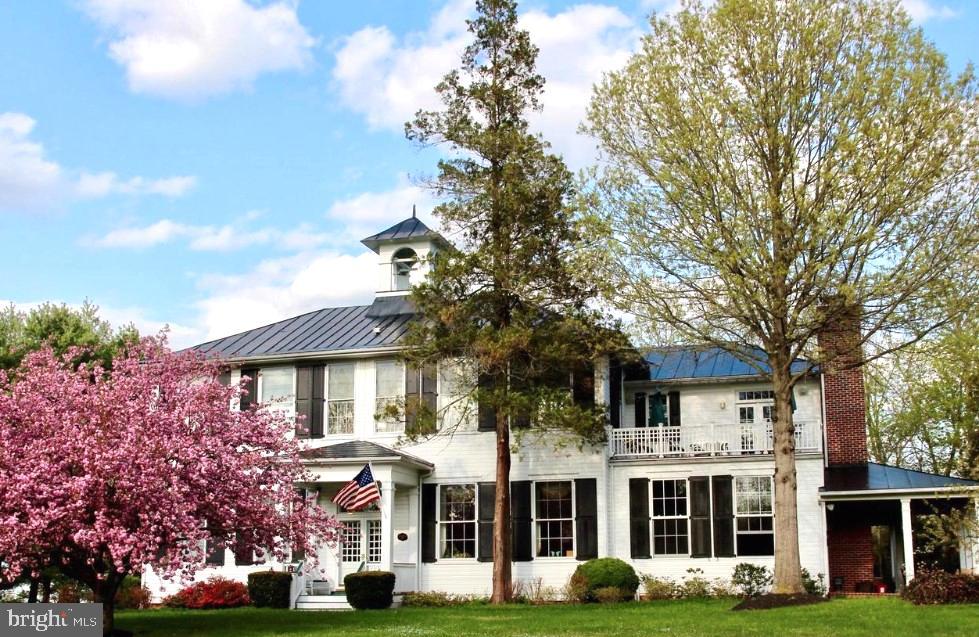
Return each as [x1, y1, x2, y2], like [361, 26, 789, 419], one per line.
[82, 0, 316, 100]
[331, 1, 638, 167]
[76, 172, 197, 198]
[325, 174, 436, 241]
[900, 0, 958, 22]
[0, 112, 196, 213]
[84, 215, 332, 252]
[0, 113, 64, 210]
[193, 250, 378, 340]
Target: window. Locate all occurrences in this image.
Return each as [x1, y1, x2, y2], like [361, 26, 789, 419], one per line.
[439, 484, 476, 559]
[391, 247, 418, 291]
[260, 367, 294, 407]
[327, 363, 355, 434]
[375, 360, 404, 433]
[535, 481, 574, 558]
[735, 476, 774, 556]
[651, 479, 688, 555]
[738, 390, 774, 401]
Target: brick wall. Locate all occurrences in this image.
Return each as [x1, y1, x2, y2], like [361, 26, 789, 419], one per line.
[818, 307, 868, 466]
[827, 523, 875, 592]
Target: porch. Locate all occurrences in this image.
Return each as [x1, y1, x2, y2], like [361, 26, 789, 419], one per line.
[292, 441, 432, 609]
[608, 421, 821, 460]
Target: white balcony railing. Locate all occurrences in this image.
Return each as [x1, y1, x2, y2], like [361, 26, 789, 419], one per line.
[608, 422, 820, 459]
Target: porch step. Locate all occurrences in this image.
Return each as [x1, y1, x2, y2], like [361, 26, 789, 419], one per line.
[294, 594, 403, 611]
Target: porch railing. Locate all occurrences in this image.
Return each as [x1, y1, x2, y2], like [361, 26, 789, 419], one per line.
[608, 422, 820, 459]
[289, 561, 306, 609]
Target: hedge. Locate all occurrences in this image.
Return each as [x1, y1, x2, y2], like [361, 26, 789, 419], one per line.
[247, 571, 294, 608]
[344, 571, 396, 610]
[572, 558, 639, 602]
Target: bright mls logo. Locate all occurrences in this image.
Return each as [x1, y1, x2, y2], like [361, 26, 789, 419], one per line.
[0, 604, 101, 636]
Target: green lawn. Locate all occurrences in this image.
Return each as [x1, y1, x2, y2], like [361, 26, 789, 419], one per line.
[117, 597, 979, 637]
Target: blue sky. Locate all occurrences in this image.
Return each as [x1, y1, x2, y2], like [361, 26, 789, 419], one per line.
[1, 0, 975, 348]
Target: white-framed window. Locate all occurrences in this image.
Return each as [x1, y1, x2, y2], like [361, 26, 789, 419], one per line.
[737, 390, 774, 402]
[391, 247, 419, 291]
[260, 366, 294, 409]
[651, 478, 689, 555]
[535, 481, 574, 558]
[438, 484, 476, 559]
[327, 363, 355, 435]
[375, 359, 404, 433]
[735, 476, 774, 556]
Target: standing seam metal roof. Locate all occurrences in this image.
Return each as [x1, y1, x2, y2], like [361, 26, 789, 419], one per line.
[640, 347, 814, 381]
[191, 305, 412, 360]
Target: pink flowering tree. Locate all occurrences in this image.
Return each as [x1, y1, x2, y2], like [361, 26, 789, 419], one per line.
[0, 337, 339, 634]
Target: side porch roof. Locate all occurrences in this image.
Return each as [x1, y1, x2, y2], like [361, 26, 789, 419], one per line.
[821, 462, 979, 499]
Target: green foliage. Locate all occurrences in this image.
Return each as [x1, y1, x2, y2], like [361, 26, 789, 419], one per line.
[572, 558, 640, 602]
[677, 568, 711, 599]
[801, 569, 827, 597]
[344, 571, 396, 610]
[247, 572, 293, 609]
[401, 591, 485, 607]
[0, 300, 137, 371]
[116, 576, 151, 610]
[640, 575, 676, 600]
[593, 586, 631, 604]
[731, 563, 773, 598]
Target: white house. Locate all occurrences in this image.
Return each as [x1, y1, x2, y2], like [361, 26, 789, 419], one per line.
[143, 213, 979, 608]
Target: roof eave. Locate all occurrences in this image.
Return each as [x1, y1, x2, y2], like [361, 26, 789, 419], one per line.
[215, 344, 405, 366]
[819, 485, 979, 500]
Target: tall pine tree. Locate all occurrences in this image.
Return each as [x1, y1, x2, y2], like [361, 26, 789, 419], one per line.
[404, 0, 617, 603]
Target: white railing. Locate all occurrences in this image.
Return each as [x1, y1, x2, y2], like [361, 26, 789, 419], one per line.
[289, 561, 307, 608]
[608, 422, 820, 459]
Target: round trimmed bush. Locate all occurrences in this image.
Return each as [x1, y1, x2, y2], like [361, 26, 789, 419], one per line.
[572, 558, 639, 602]
[248, 571, 293, 608]
[344, 571, 396, 610]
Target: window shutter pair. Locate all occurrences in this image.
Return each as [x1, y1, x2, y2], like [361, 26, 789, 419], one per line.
[629, 475, 732, 559]
[295, 366, 325, 438]
[405, 363, 438, 430]
[240, 367, 258, 411]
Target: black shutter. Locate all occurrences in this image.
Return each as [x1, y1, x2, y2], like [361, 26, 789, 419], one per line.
[295, 366, 312, 438]
[234, 533, 253, 566]
[634, 393, 647, 428]
[574, 478, 598, 560]
[609, 358, 622, 428]
[511, 480, 533, 561]
[712, 476, 735, 557]
[477, 373, 497, 432]
[311, 366, 324, 438]
[240, 367, 258, 411]
[421, 483, 437, 563]
[572, 362, 595, 409]
[477, 482, 495, 562]
[689, 476, 711, 558]
[629, 478, 650, 559]
[422, 363, 438, 414]
[205, 536, 224, 565]
[405, 364, 420, 430]
[668, 390, 681, 427]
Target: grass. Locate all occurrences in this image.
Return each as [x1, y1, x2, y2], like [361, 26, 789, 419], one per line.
[117, 597, 979, 637]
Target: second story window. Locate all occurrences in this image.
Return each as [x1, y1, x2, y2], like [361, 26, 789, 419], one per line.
[260, 367, 294, 411]
[327, 363, 355, 435]
[375, 359, 404, 433]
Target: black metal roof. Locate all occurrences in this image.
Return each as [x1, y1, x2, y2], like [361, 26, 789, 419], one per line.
[639, 346, 814, 382]
[823, 462, 979, 493]
[299, 440, 433, 467]
[191, 304, 412, 360]
[360, 216, 443, 253]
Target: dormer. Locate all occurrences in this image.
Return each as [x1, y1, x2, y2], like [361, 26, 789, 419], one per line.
[361, 211, 448, 317]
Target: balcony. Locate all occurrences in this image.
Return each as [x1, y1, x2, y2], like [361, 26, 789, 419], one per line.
[608, 422, 821, 460]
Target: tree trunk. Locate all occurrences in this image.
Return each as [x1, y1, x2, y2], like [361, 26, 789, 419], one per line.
[491, 409, 513, 603]
[771, 364, 804, 594]
[28, 578, 39, 603]
[41, 576, 51, 603]
[91, 578, 121, 637]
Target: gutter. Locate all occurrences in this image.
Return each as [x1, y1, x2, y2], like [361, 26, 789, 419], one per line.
[216, 345, 404, 366]
[819, 485, 979, 500]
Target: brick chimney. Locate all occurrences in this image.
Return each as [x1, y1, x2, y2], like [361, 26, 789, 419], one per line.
[818, 305, 868, 466]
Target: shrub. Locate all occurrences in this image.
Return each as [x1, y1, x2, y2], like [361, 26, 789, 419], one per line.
[513, 578, 558, 605]
[731, 563, 772, 598]
[572, 558, 640, 602]
[678, 568, 711, 598]
[247, 571, 293, 608]
[401, 591, 485, 607]
[904, 567, 979, 604]
[801, 569, 827, 597]
[710, 578, 736, 598]
[594, 586, 631, 603]
[344, 571, 396, 610]
[116, 576, 151, 610]
[564, 573, 590, 603]
[640, 575, 676, 600]
[163, 577, 251, 609]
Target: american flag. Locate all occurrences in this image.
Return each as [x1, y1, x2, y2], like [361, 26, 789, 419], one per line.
[332, 464, 380, 511]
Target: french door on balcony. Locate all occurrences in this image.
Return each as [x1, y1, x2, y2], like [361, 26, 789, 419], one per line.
[737, 399, 774, 452]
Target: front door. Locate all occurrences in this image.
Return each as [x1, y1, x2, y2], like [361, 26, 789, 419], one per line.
[338, 514, 382, 585]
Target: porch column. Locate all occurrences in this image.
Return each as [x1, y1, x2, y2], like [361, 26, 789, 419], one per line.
[381, 481, 396, 572]
[901, 497, 915, 584]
